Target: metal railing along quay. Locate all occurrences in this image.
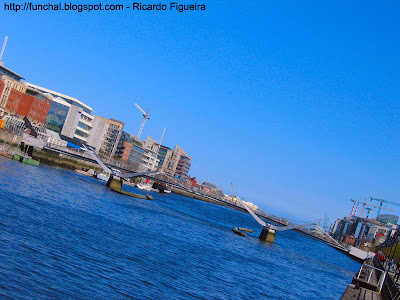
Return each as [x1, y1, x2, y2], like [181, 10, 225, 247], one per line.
[0, 144, 25, 157]
[374, 258, 400, 300]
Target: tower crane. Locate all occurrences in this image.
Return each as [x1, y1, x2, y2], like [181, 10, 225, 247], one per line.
[370, 197, 400, 218]
[0, 36, 8, 61]
[365, 208, 374, 219]
[350, 199, 394, 219]
[134, 103, 150, 139]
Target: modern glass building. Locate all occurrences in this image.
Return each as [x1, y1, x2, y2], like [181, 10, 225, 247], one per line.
[175, 155, 192, 179]
[157, 145, 171, 168]
[115, 131, 145, 168]
[45, 99, 70, 132]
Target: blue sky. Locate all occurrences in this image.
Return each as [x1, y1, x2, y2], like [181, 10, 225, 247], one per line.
[1, 1, 399, 224]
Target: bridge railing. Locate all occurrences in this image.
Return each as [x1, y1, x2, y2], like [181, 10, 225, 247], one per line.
[374, 258, 400, 299]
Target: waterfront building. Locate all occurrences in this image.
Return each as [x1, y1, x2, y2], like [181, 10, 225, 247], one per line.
[166, 145, 192, 179]
[25, 83, 105, 151]
[331, 215, 397, 249]
[0, 64, 26, 116]
[86, 116, 108, 152]
[175, 154, 191, 179]
[0, 66, 51, 125]
[0, 79, 4, 99]
[366, 225, 391, 243]
[140, 149, 159, 171]
[143, 136, 192, 179]
[157, 145, 172, 168]
[115, 131, 145, 169]
[4, 86, 52, 124]
[96, 117, 124, 157]
[142, 136, 161, 171]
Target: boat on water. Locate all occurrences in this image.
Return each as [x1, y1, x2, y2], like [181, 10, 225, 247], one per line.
[22, 157, 40, 166]
[137, 182, 152, 191]
[152, 182, 172, 194]
[13, 154, 40, 166]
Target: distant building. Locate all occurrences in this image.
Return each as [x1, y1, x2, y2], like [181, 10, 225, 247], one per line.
[331, 215, 395, 249]
[377, 214, 399, 225]
[168, 145, 191, 179]
[203, 181, 218, 190]
[142, 137, 192, 178]
[175, 154, 191, 179]
[366, 225, 391, 241]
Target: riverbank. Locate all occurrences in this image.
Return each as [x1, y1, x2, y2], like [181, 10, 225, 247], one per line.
[31, 149, 102, 172]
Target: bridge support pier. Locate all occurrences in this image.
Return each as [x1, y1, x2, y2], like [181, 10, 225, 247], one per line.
[106, 175, 123, 190]
[259, 227, 276, 243]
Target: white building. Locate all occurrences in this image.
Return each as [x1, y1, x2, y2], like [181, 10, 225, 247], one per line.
[26, 83, 107, 151]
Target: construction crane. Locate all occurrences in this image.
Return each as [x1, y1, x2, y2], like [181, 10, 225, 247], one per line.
[365, 208, 374, 219]
[0, 36, 8, 61]
[134, 103, 150, 139]
[152, 127, 166, 170]
[350, 199, 394, 218]
[370, 197, 400, 217]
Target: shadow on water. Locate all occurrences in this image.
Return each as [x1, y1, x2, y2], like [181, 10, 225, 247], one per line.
[0, 159, 360, 299]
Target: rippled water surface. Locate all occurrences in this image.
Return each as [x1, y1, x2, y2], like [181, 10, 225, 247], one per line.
[0, 158, 360, 299]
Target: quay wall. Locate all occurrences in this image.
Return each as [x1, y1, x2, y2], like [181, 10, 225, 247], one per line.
[0, 130, 22, 146]
[32, 149, 102, 172]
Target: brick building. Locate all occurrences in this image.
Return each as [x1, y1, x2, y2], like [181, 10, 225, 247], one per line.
[0, 80, 4, 97]
[5, 87, 52, 124]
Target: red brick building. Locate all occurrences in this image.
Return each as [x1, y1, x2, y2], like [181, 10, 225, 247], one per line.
[0, 80, 4, 97]
[5, 87, 52, 124]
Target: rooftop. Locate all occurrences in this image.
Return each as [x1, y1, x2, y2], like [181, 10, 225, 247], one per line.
[26, 82, 93, 112]
[0, 64, 25, 81]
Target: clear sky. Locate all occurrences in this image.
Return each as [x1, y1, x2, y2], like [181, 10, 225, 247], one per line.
[1, 1, 399, 225]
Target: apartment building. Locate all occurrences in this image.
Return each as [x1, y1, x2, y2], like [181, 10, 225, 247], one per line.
[96, 117, 124, 157]
[115, 131, 145, 169]
[143, 136, 192, 178]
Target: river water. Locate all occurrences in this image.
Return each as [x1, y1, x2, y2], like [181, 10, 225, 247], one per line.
[0, 158, 360, 299]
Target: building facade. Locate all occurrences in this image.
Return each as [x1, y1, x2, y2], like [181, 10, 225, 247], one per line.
[0, 64, 26, 115]
[97, 117, 124, 157]
[142, 136, 192, 178]
[165, 145, 192, 179]
[26, 82, 105, 151]
[4, 86, 52, 124]
[115, 131, 145, 169]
